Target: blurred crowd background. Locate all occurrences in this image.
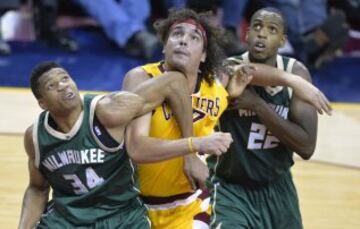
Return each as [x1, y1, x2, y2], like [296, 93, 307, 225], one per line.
[0, 0, 359, 100]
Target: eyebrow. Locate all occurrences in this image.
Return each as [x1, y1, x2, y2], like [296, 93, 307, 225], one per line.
[252, 19, 262, 24]
[172, 25, 202, 36]
[269, 22, 280, 27]
[41, 70, 65, 86]
[192, 28, 203, 38]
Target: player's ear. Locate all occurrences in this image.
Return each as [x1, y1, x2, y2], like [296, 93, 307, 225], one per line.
[38, 99, 46, 110]
[245, 31, 249, 43]
[201, 51, 206, 62]
[280, 34, 287, 47]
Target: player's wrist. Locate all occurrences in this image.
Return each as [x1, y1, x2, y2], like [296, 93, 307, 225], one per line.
[188, 137, 200, 153]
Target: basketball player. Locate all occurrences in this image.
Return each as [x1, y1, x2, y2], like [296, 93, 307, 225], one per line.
[208, 8, 321, 228]
[123, 8, 332, 229]
[18, 61, 233, 228]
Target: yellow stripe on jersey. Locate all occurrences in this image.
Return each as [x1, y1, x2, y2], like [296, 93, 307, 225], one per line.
[138, 62, 228, 197]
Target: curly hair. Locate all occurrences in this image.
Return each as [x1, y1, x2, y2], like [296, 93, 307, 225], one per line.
[153, 8, 226, 85]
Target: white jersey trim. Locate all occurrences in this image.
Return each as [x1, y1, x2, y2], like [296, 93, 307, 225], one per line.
[145, 189, 203, 211]
[286, 58, 296, 99]
[33, 116, 41, 168]
[44, 96, 85, 140]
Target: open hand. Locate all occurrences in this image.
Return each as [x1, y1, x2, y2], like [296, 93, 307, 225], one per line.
[226, 64, 256, 98]
[292, 78, 332, 115]
[184, 154, 209, 190]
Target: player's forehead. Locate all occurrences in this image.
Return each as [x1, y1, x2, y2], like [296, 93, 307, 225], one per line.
[170, 22, 202, 35]
[38, 68, 69, 85]
[251, 10, 283, 26]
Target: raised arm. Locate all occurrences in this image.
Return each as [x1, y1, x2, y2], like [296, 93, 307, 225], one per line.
[231, 61, 318, 159]
[122, 67, 232, 163]
[19, 126, 50, 229]
[96, 68, 193, 141]
[224, 61, 332, 115]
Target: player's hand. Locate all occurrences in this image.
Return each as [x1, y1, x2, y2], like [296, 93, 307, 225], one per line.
[192, 132, 233, 156]
[225, 63, 256, 98]
[184, 154, 209, 190]
[291, 78, 332, 115]
[228, 87, 261, 110]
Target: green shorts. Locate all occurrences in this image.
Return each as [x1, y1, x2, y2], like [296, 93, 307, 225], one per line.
[210, 171, 302, 229]
[36, 200, 150, 229]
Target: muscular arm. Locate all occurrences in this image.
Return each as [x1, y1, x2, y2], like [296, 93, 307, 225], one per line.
[19, 126, 50, 229]
[251, 61, 318, 159]
[96, 67, 193, 143]
[123, 68, 231, 163]
[224, 61, 332, 115]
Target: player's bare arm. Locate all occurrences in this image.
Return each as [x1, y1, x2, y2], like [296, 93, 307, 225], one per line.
[123, 68, 233, 163]
[19, 126, 50, 229]
[232, 61, 318, 159]
[95, 67, 193, 144]
[223, 61, 332, 115]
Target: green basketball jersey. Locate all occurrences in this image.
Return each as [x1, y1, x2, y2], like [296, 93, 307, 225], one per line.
[33, 94, 143, 225]
[208, 52, 297, 184]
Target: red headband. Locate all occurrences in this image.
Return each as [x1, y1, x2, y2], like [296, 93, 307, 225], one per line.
[170, 19, 207, 47]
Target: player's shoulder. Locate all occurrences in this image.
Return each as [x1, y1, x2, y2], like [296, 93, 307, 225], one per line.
[24, 124, 36, 157]
[25, 124, 34, 138]
[123, 66, 151, 90]
[291, 59, 311, 82]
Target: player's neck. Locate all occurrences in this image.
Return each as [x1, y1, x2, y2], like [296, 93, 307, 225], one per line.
[249, 53, 277, 67]
[50, 105, 83, 133]
[163, 62, 199, 94]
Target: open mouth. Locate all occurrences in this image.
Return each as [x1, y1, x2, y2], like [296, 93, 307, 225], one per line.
[63, 91, 75, 100]
[254, 41, 266, 51]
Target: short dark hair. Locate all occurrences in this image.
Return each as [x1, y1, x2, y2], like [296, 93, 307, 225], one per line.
[154, 8, 226, 85]
[250, 7, 288, 34]
[30, 61, 63, 99]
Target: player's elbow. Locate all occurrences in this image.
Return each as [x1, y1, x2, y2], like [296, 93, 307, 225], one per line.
[296, 144, 315, 160]
[127, 147, 144, 163]
[126, 137, 149, 163]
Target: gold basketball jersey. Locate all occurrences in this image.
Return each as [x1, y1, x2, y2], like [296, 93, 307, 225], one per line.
[138, 62, 228, 197]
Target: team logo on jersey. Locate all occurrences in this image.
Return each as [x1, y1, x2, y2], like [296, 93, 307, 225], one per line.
[161, 96, 221, 123]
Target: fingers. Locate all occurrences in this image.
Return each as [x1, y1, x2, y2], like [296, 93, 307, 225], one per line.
[184, 170, 197, 191]
[227, 64, 255, 78]
[196, 178, 207, 190]
[212, 132, 233, 155]
[315, 91, 332, 116]
[320, 92, 332, 115]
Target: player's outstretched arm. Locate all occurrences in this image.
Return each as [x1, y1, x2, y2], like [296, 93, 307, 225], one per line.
[230, 62, 318, 159]
[224, 60, 332, 115]
[96, 67, 193, 138]
[19, 126, 50, 229]
[122, 68, 232, 163]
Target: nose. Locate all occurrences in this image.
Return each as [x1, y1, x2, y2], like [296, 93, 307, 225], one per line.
[257, 28, 267, 38]
[179, 34, 189, 46]
[58, 81, 68, 91]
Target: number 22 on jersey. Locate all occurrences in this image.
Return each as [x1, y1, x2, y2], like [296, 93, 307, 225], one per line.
[247, 123, 280, 150]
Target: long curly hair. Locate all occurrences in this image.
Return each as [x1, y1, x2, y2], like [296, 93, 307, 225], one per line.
[154, 8, 226, 85]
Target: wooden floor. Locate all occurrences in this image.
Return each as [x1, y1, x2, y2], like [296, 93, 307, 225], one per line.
[0, 134, 359, 229]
